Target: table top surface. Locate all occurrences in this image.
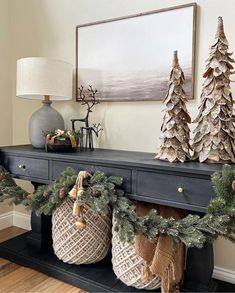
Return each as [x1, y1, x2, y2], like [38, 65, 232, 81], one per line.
[0, 144, 229, 176]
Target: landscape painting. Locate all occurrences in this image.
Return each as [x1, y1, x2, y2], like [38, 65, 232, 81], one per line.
[76, 3, 196, 101]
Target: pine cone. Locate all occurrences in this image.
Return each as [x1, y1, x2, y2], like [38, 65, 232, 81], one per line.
[43, 191, 49, 198]
[59, 187, 66, 199]
[0, 175, 5, 181]
[90, 188, 100, 197]
[231, 180, 235, 191]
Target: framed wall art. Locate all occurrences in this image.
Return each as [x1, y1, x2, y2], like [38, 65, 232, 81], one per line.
[76, 3, 196, 102]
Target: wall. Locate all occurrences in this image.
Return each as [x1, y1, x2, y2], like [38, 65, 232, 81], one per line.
[8, 0, 235, 275]
[0, 0, 12, 214]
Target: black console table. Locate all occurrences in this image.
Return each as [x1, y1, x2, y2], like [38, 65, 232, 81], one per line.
[0, 145, 226, 292]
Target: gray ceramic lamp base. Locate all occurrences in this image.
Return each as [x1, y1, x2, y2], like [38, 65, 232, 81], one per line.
[29, 101, 64, 148]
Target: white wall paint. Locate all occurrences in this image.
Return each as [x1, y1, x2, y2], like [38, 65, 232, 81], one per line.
[7, 0, 235, 272]
[0, 0, 12, 147]
[0, 0, 13, 216]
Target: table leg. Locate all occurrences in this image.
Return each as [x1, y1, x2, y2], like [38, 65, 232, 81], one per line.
[182, 242, 218, 292]
[26, 182, 52, 249]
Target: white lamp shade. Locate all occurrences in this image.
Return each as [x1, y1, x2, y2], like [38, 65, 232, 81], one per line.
[16, 57, 73, 101]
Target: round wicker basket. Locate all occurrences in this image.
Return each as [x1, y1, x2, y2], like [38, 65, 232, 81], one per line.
[112, 216, 161, 290]
[52, 197, 111, 265]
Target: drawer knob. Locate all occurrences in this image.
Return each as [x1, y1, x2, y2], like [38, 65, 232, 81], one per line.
[177, 187, 184, 193]
[18, 164, 26, 169]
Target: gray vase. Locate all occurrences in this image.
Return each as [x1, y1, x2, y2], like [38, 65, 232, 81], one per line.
[29, 101, 64, 148]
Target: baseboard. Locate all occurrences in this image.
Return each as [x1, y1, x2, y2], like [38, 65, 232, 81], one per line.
[13, 211, 31, 230]
[0, 212, 13, 229]
[213, 266, 235, 284]
[0, 211, 31, 230]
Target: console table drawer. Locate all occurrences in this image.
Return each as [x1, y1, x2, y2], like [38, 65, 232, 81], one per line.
[6, 156, 49, 180]
[52, 161, 132, 193]
[136, 171, 214, 209]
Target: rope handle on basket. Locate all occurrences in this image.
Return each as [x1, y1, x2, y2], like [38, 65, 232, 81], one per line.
[68, 171, 92, 231]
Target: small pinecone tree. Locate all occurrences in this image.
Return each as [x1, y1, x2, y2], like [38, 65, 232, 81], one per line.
[192, 17, 235, 163]
[155, 51, 191, 163]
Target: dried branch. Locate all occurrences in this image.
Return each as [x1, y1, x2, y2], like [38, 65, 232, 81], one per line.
[92, 123, 103, 137]
[78, 85, 99, 113]
[88, 85, 99, 110]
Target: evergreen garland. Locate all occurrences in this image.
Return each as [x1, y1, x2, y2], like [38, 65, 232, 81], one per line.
[1, 164, 235, 249]
[0, 166, 28, 204]
[22, 167, 78, 215]
[22, 167, 124, 217]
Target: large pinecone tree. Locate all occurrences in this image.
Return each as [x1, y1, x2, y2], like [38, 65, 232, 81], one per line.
[192, 17, 235, 163]
[155, 51, 191, 163]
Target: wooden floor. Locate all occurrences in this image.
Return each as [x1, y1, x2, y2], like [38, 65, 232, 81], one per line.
[0, 227, 86, 293]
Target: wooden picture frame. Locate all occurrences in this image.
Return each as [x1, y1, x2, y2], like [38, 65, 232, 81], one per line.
[76, 3, 197, 102]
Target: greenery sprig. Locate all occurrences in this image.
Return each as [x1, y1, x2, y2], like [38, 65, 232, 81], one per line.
[1, 164, 235, 249]
[0, 166, 28, 204]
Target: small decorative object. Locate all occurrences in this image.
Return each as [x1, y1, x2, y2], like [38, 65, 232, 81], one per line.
[52, 171, 111, 265]
[45, 129, 80, 152]
[71, 85, 102, 150]
[16, 57, 73, 148]
[76, 3, 196, 101]
[155, 51, 191, 162]
[192, 17, 235, 163]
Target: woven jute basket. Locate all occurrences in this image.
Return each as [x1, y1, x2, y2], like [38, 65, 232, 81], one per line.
[112, 216, 161, 290]
[52, 197, 111, 265]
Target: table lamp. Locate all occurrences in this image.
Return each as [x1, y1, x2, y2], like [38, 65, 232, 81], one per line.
[16, 57, 73, 148]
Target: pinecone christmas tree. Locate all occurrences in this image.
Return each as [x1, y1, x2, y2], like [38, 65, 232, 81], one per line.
[155, 51, 191, 163]
[192, 17, 235, 163]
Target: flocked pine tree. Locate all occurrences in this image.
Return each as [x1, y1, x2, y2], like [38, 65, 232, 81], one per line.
[155, 50, 191, 163]
[192, 16, 235, 163]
